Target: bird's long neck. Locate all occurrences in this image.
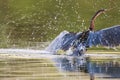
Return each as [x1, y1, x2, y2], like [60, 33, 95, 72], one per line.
[89, 9, 106, 31]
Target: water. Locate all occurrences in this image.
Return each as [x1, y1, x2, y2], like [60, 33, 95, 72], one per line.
[0, 49, 120, 80]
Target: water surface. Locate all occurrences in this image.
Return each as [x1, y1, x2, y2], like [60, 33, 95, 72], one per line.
[0, 49, 120, 80]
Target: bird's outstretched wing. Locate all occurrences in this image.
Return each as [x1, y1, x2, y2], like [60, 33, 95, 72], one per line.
[87, 25, 120, 47]
[46, 31, 78, 52]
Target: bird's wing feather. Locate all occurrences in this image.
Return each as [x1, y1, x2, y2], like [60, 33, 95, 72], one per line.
[88, 25, 120, 47]
[46, 31, 77, 52]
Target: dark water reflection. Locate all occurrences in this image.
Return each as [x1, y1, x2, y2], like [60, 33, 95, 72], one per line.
[53, 56, 87, 72]
[91, 60, 120, 78]
[53, 56, 120, 79]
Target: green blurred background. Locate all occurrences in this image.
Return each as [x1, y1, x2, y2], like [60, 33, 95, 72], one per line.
[0, 0, 120, 48]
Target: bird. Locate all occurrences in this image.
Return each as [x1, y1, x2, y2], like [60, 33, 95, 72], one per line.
[46, 9, 120, 55]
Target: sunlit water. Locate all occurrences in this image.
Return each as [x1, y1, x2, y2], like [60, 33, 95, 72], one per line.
[0, 49, 120, 80]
